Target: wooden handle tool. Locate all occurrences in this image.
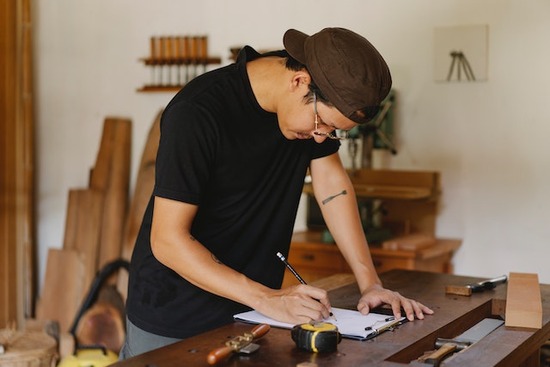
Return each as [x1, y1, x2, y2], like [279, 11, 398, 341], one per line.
[418, 318, 503, 366]
[206, 323, 270, 365]
[445, 275, 507, 296]
[421, 342, 466, 366]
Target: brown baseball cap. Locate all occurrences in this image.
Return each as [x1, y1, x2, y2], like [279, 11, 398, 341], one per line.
[283, 27, 392, 124]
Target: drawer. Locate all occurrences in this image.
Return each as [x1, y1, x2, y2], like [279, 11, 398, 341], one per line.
[288, 247, 349, 272]
[372, 256, 414, 273]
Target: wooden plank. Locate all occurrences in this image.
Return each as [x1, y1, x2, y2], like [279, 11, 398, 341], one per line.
[1, 0, 36, 329]
[63, 189, 81, 251]
[63, 188, 104, 290]
[505, 272, 542, 329]
[90, 118, 132, 276]
[89, 118, 116, 191]
[35, 248, 86, 332]
[117, 110, 161, 300]
[120, 111, 160, 261]
[20, 0, 36, 324]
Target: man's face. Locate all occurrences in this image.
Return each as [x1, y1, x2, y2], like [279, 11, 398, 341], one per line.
[278, 92, 357, 143]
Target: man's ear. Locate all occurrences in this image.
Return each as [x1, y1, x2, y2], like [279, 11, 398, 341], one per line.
[289, 70, 311, 92]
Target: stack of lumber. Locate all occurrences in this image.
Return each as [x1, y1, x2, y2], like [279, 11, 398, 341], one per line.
[35, 117, 131, 338]
[35, 111, 162, 354]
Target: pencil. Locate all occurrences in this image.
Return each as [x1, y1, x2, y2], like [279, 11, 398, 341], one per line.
[276, 252, 336, 321]
[276, 252, 306, 284]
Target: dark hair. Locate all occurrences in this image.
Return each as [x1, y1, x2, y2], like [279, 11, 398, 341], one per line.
[284, 54, 332, 106]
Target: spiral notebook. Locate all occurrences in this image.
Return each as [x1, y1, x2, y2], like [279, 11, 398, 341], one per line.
[234, 307, 406, 341]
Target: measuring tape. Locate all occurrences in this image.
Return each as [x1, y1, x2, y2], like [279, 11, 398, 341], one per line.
[291, 322, 341, 353]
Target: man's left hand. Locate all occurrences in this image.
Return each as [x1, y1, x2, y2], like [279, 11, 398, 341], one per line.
[357, 284, 434, 321]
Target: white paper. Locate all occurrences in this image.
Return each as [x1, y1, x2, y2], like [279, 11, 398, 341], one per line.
[234, 307, 406, 341]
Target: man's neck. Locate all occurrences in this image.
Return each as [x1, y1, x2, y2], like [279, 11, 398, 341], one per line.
[246, 56, 287, 113]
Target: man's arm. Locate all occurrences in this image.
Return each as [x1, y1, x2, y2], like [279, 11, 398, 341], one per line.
[309, 153, 433, 321]
[150, 196, 333, 324]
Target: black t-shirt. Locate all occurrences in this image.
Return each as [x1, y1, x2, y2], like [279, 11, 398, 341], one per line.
[126, 46, 340, 338]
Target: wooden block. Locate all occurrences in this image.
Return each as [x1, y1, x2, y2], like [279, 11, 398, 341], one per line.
[445, 285, 472, 296]
[505, 272, 542, 329]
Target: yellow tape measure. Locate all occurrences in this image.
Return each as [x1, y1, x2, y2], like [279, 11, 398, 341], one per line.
[291, 322, 342, 353]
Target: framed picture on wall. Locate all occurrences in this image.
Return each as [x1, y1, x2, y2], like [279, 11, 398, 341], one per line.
[434, 24, 489, 82]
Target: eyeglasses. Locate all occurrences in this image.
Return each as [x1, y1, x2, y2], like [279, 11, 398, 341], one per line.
[313, 93, 349, 140]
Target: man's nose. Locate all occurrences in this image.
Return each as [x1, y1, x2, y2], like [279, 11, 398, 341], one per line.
[312, 131, 328, 143]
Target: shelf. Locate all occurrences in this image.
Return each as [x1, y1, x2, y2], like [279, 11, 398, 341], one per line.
[137, 85, 182, 93]
[140, 57, 221, 66]
[138, 53, 221, 93]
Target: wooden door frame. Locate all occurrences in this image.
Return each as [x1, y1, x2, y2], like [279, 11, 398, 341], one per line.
[0, 0, 36, 328]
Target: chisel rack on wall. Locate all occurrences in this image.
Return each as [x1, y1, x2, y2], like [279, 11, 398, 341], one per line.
[138, 35, 221, 93]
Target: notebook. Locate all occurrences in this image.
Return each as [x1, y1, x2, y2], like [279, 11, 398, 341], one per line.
[234, 307, 406, 341]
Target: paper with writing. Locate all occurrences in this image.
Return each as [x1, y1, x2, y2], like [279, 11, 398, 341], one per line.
[234, 307, 406, 341]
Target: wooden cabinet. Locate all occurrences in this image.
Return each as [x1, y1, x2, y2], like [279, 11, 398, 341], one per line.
[304, 169, 442, 235]
[283, 168, 461, 288]
[282, 230, 461, 288]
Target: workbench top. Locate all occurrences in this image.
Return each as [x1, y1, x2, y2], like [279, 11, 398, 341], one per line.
[112, 270, 549, 367]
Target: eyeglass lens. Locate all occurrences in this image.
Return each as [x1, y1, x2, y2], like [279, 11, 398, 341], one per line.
[313, 93, 348, 140]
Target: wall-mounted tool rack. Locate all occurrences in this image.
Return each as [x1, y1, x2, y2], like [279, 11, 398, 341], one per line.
[138, 35, 221, 93]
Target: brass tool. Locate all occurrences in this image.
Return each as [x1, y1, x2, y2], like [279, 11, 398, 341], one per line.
[206, 323, 270, 365]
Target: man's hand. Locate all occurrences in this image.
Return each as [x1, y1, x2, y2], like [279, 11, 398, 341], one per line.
[357, 284, 434, 321]
[255, 284, 333, 325]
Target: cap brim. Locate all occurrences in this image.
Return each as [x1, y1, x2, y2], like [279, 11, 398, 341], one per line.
[283, 29, 309, 64]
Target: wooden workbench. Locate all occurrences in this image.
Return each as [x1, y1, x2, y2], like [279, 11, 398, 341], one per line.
[112, 270, 548, 366]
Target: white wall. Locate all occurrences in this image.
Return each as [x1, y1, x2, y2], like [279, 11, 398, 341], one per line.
[34, 0, 550, 287]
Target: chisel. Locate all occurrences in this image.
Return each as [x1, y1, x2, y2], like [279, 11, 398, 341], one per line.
[445, 275, 507, 296]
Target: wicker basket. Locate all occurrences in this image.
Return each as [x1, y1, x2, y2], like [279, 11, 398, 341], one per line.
[0, 329, 57, 367]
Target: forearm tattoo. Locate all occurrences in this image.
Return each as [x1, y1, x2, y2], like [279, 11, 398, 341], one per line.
[190, 234, 222, 264]
[322, 189, 347, 205]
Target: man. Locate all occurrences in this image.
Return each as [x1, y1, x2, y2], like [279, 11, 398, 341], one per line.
[121, 27, 433, 358]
